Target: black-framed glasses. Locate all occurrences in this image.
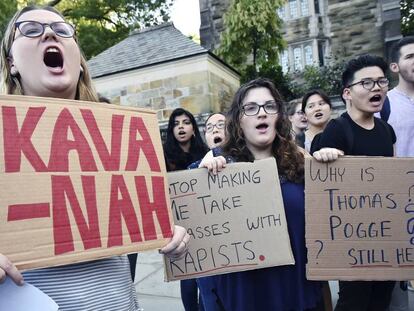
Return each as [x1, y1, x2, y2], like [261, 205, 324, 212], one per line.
[205, 121, 225, 133]
[241, 101, 280, 116]
[15, 20, 75, 38]
[347, 78, 389, 90]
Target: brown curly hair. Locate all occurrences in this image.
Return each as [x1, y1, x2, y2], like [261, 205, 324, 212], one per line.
[222, 78, 304, 183]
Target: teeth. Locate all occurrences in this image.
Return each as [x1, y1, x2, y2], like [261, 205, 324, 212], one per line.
[46, 47, 59, 53]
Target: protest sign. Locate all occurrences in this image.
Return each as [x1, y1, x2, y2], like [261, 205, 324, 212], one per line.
[164, 158, 294, 281]
[305, 156, 414, 280]
[0, 95, 173, 270]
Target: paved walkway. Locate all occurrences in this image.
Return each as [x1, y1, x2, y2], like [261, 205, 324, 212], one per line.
[134, 251, 414, 311]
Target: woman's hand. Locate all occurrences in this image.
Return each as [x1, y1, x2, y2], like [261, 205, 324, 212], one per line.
[159, 225, 190, 260]
[0, 254, 23, 285]
[199, 151, 227, 175]
[313, 148, 344, 162]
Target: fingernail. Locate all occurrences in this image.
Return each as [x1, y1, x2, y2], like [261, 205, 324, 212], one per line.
[19, 279, 24, 286]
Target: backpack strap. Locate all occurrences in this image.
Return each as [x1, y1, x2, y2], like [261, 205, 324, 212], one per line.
[380, 96, 391, 122]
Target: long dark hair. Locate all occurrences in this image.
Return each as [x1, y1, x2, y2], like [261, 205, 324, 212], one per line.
[222, 78, 304, 183]
[164, 108, 208, 171]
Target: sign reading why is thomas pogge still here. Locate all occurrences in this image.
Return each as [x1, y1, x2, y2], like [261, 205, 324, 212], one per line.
[164, 158, 295, 281]
[305, 157, 414, 281]
[0, 95, 174, 271]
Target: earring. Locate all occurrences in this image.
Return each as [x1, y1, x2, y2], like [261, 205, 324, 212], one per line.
[79, 66, 84, 77]
[10, 67, 18, 77]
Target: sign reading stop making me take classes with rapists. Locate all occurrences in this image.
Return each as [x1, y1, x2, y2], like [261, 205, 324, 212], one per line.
[164, 158, 295, 281]
[0, 95, 173, 270]
[305, 157, 414, 281]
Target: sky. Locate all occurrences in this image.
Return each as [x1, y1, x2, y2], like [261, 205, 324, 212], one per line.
[170, 0, 200, 36]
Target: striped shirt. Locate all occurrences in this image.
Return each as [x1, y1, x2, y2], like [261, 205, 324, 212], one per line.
[23, 256, 140, 311]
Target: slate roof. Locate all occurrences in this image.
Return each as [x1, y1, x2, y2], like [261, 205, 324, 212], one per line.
[88, 23, 209, 78]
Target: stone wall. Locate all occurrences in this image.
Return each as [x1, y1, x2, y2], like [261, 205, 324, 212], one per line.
[98, 70, 238, 123]
[328, 0, 384, 59]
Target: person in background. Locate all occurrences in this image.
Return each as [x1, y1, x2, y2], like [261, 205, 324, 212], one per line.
[288, 100, 308, 148]
[0, 5, 189, 311]
[302, 90, 332, 152]
[312, 55, 396, 311]
[163, 108, 208, 311]
[197, 78, 324, 311]
[382, 36, 414, 311]
[204, 112, 226, 149]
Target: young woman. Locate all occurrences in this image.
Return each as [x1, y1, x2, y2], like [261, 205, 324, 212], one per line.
[163, 108, 208, 310]
[198, 78, 324, 311]
[0, 5, 189, 310]
[164, 108, 208, 172]
[288, 101, 308, 148]
[302, 90, 332, 152]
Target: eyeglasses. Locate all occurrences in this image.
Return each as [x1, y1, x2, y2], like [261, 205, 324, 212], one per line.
[347, 78, 389, 90]
[15, 20, 75, 38]
[241, 101, 280, 116]
[205, 121, 225, 133]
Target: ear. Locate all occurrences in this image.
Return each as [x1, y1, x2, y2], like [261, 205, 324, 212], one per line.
[342, 88, 352, 102]
[389, 62, 399, 74]
[7, 57, 18, 76]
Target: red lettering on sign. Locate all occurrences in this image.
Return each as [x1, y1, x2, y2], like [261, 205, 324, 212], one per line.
[135, 176, 172, 240]
[48, 108, 98, 172]
[125, 117, 161, 172]
[107, 175, 143, 247]
[8, 203, 50, 221]
[81, 109, 123, 171]
[52, 175, 102, 255]
[2, 106, 48, 172]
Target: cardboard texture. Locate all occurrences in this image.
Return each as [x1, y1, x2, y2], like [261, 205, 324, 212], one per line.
[0, 95, 173, 271]
[305, 156, 414, 281]
[164, 158, 294, 281]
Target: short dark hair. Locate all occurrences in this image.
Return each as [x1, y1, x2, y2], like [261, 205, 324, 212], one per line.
[342, 54, 388, 88]
[390, 36, 414, 63]
[301, 90, 331, 112]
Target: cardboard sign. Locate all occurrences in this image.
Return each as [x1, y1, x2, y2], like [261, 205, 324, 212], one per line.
[164, 158, 294, 281]
[0, 95, 173, 270]
[305, 156, 414, 280]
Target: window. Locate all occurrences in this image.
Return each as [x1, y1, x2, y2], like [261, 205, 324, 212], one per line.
[279, 41, 320, 73]
[280, 0, 311, 20]
[293, 47, 303, 71]
[277, 7, 286, 20]
[281, 51, 289, 73]
[304, 45, 313, 66]
[289, 0, 299, 19]
[300, 0, 309, 17]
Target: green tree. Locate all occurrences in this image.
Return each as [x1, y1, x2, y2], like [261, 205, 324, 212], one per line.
[401, 0, 414, 35]
[0, 0, 172, 59]
[0, 1, 18, 37]
[216, 0, 286, 80]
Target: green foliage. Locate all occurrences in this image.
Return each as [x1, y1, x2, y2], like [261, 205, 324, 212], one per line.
[0, 0, 172, 59]
[300, 60, 346, 96]
[216, 0, 286, 78]
[0, 1, 18, 38]
[401, 0, 414, 36]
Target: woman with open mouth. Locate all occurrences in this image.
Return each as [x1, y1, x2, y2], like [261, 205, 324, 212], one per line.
[302, 90, 333, 152]
[0, 5, 189, 311]
[163, 108, 208, 311]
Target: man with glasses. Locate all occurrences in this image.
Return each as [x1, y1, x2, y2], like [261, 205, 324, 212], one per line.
[312, 54, 396, 311]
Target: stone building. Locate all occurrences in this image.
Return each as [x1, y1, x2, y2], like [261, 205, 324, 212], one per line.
[88, 23, 239, 129]
[199, 0, 401, 73]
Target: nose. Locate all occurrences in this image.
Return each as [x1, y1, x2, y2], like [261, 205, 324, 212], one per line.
[257, 106, 267, 117]
[42, 25, 58, 41]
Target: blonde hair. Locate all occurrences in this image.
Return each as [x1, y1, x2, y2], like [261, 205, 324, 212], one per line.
[0, 5, 99, 102]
